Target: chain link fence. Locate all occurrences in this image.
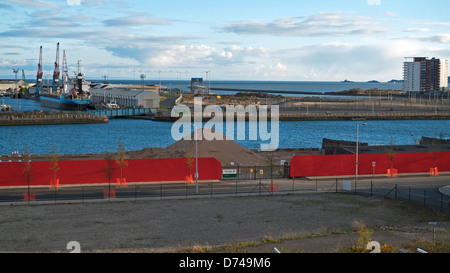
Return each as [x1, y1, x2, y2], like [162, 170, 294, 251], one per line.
[0, 177, 337, 204]
[1, 177, 449, 214]
[339, 179, 450, 212]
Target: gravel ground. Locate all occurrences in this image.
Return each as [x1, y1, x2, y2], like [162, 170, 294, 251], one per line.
[1, 193, 448, 253]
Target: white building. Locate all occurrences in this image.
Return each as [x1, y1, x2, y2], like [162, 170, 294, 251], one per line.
[90, 86, 160, 108]
[403, 57, 449, 92]
[403, 60, 421, 92]
[438, 59, 449, 90]
[0, 80, 25, 92]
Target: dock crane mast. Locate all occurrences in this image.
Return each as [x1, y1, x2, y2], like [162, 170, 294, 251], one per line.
[62, 50, 69, 94]
[52, 42, 60, 92]
[36, 46, 43, 97]
[21, 70, 28, 94]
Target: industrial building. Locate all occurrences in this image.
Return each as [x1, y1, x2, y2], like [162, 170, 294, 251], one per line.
[322, 137, 450, 155]
[403, 57, 448, 92]
[0, 80, 26, 92]
[90, 85, 160, 108]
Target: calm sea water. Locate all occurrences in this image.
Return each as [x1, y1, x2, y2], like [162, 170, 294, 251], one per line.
[2, 80, 445, 156]
[1, 96, 450, 156]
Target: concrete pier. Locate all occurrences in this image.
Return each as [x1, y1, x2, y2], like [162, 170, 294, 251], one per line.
[0, 112, 108, 126]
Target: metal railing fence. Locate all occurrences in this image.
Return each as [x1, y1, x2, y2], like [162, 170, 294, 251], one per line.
[1, 178, 448, 214]
[340, 179, 450, 212]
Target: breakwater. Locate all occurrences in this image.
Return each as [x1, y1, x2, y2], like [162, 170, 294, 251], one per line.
[0, 112, 108, 126]
[209, 87, 406, 97]
[210, 87, 323, 96]
[154, 111, 450, 122]
[276, 111, 450, 121]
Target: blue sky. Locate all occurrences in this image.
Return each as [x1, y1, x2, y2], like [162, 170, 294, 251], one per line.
[1, 0, 450, 82]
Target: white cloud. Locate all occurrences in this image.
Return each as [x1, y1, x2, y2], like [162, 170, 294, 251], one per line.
[67, 0, 81, 6]
[396, 34, 450, 44]
[384, 11, 396, 17]
[275, 41, 422, 81]
[105, 43, 271, 70]
[367, 0, 381, 6]
[5, 0, 61, 8]
[403, 28, 431, 33]
[421, 21, 450, 26]
[103, 16, 172, 27]
[222, 12, 389, 37]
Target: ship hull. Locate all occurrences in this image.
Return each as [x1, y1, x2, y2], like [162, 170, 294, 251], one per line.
[40, 95, 91, 110]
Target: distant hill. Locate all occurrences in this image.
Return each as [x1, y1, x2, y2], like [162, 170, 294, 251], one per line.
[387, 79, 403, 83]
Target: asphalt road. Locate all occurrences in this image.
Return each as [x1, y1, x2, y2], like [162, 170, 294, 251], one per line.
[2, 174, 449, 210]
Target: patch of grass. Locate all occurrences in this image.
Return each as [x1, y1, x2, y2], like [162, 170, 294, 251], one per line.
[180, 231, 354, 253]
[403, 239, 450, 253]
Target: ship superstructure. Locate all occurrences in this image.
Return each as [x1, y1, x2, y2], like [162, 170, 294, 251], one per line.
[38, 44, 91, 110]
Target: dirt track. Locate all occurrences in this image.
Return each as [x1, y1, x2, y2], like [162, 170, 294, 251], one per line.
[1, 193, 448, 253]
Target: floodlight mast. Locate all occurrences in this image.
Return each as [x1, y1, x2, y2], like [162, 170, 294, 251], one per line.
[36, 46, 43, 97]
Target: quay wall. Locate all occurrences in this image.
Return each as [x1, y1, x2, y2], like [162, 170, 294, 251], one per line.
[0, 113, 108, 126]
[290, 151, 450, 177]
[0, 157, 222, 187]
[154, 111, 450, 122]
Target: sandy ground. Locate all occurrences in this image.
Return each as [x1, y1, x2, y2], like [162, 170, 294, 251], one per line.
[1, 193, 448, 253]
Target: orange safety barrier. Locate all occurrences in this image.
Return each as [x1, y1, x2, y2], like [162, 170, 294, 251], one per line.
[387, 168, 398, 177]
[50, 178, 60, 188]
[268, 183, 278, 192]
[21, 191, 36, 201]
[430, 167, 439, 176]
[116, 177, 127, 186]
[185, 174, 194, 184]
[103, 189, 116, 199]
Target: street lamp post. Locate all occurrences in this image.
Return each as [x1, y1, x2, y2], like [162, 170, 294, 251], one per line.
[356, 123, 367, 179]
[192, 125, 199, 194]
[13, 68, 19, 111]
[205, 70, 210, 94]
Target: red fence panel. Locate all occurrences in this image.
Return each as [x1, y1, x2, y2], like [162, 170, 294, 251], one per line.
[0, 157, 222, 187]
[290, 152, 450, 178]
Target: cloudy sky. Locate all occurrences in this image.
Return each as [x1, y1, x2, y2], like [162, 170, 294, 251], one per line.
[1, 0, 450, 82]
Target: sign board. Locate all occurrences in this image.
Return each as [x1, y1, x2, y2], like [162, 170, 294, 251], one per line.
[343, 180, 352, 191]
[222, 169, 237, 178]
[372, 161, 376, 167]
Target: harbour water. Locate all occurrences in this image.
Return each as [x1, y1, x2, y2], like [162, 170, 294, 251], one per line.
[1, 80, 447, 156]
[2, 96, 450, 156]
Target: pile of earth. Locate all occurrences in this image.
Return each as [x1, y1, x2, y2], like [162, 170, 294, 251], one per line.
[131, 128, 270, 166]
